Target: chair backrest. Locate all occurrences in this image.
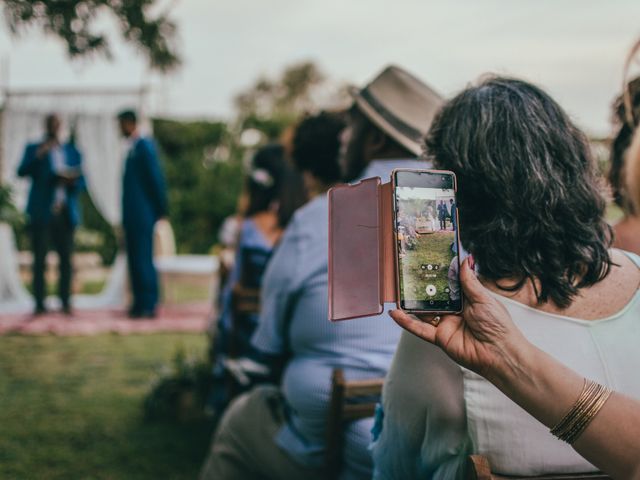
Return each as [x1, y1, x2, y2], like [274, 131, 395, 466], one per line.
[239, 246, 272, 288]
[231, 284, 261, 316]
[325, 368, 385, 480]
[229, 284, 260, 357]
[466, 455, 612, 480]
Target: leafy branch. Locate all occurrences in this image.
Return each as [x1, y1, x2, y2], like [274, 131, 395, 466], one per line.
[2, 0, 181, 72]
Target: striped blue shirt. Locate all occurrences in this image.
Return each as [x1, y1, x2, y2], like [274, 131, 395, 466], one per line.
[252, 159, 428, 479]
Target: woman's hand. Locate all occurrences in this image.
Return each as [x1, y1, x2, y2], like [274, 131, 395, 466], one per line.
[390, 257, 525, 380]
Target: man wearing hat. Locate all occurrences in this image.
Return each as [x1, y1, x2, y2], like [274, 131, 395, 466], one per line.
[200, 66, 443, 480]
[339, 65, 443, 182]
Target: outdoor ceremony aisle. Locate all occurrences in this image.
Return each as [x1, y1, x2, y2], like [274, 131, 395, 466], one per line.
[0, 303, 210, 336]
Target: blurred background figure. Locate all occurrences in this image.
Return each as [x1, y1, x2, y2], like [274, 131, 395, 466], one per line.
[291, 111, 345, 196]
[118, 109, 168, 318]
[207, 143, 307, 415]
[609, 76, 640, 255]
[16, 113, 85, 315]
[200, 110, 347, 480]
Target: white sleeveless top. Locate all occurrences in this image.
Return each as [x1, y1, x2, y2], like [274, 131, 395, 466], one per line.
[465, 249, 640, 474]
[373, 250, 640, 479]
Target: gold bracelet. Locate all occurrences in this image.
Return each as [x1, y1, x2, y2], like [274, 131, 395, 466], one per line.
[550, 379, 592, 438]
[552, 381, 611, 443]
[550, 379, 612, 444]
[552, 381, 600, 439]
[563, 385, 612, 444]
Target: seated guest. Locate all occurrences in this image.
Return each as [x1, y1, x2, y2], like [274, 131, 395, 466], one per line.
[390, 256, 640, 480]
[200, 66, 443, 480]
[209, 144, 306, 413]
[609, 76, 640, 254]
[372, 77, 640, 479]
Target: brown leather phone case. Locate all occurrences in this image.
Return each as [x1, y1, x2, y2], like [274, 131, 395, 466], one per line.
[328, 177, 397, 321]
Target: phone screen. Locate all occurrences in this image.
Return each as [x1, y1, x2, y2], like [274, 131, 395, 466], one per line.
[393, 170, 462, 312]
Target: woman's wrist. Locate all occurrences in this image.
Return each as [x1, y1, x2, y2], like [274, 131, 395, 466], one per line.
[485, 332, 538, 392]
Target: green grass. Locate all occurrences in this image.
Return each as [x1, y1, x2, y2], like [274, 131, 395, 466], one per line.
[79, 279, 107, 295]
[0, 334, 214, 480]
[23, 278, 210, 304]
[163, 282, 211, 304]
[399, 231, 456, 302]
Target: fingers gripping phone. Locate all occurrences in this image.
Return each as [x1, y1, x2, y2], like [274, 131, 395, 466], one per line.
[392, 169, 463, 314]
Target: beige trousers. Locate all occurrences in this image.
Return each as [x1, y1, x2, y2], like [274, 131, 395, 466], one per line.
[199, 385, 326, 480]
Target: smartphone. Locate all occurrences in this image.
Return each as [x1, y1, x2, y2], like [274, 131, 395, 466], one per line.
[392, 169, 463, 314]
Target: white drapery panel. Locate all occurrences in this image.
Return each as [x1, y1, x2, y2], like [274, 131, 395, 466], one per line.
[74, 113, 127, 225]
[0, 88, 148, 313]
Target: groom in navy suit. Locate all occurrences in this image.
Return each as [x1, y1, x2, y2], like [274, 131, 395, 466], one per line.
[118, 110, 168, 318]
[17, 113, 85, 315]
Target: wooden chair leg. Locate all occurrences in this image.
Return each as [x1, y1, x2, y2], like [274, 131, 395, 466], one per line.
[467, 455, 493, 480]
[325, 369, 346, 480]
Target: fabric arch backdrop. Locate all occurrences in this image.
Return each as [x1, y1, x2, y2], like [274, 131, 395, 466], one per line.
[0, 88, 149, 313]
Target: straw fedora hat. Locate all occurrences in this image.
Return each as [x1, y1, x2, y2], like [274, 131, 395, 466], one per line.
[350, 65, 444, 156]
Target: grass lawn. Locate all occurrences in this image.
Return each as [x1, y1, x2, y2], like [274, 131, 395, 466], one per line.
[0, 333, 213, 480]
[399, 231, 456, 302]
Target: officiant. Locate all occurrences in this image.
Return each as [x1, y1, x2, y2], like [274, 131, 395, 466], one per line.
[16, 113, 85, 315]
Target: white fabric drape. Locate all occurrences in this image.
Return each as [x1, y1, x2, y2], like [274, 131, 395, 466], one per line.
[0, 89, 147, 313]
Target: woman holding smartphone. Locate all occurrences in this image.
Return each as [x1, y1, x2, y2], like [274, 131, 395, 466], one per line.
[371, 77, 640, 479]
[391, 257, 640, 480]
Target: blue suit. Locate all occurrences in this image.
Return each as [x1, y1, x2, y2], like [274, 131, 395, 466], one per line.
[17, 141, 85, 226]
[17, 140, 85, 311]
[122, 136, 168, 314]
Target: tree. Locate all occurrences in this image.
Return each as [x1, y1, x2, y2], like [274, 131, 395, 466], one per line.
[153, 118, 243, 253]
[233, 61, 328, 139]
[2, 0, 181, 72]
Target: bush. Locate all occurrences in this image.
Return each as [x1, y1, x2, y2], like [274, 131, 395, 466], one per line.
[143, 346, 211, 422]
[78, 192, 118, 265]
[154, 118, 244, 253]
[0, 184, 24, 227]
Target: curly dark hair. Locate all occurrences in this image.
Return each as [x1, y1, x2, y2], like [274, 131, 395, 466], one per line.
[608, 76, 640, 215]
[425, 76, 613, 308]
[292, 111, 345, 184]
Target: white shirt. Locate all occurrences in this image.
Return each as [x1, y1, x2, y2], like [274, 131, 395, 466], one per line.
[373, 250, 640, 479]
[50, 144, 67, 209]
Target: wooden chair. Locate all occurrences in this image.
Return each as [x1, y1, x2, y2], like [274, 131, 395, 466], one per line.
[325, 368, 385, 480]
[229, 284, 260, 357]
[222, 284, 262, 399]
[467, 455, 612, 480]
[230, 284, 260, 313]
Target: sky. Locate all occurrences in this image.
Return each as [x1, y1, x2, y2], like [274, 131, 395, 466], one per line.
[1, 0, 640, 136]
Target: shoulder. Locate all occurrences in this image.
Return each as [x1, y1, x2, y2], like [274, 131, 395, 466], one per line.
[238, 218, 260, 242]
[292, 195, 327, 228]
[136, 137, 157, 154]
[615, 248, 640, 269]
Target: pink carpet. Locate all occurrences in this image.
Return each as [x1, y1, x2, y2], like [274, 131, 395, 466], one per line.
[0, 303, 211, 336]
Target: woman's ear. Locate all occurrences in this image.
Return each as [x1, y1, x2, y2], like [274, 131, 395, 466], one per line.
[364, 128, 388, 158]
